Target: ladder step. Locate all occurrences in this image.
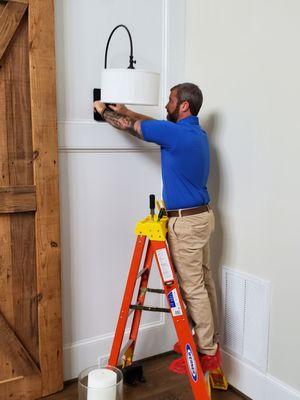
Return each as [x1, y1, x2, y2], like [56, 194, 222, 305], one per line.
[130, 304, 170, 313]
[140, 287, 165, 295]
[146, 288, 165, 294]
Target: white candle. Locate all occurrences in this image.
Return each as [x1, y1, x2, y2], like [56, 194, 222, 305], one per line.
[87, 368, 117, 400]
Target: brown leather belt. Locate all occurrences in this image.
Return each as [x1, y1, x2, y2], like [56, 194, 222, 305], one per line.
[167, 204, 210, 218]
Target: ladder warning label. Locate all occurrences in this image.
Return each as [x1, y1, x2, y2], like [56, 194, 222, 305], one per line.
[168, 289, 183, 316]
[156, 248, 174, 282]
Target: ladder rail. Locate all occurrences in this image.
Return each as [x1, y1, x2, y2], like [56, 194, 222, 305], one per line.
[108, 235, 148, 366]
[125, 240, 154, 360]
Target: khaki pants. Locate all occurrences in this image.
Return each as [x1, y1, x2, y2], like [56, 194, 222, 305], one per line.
[167, 210, 219, 355]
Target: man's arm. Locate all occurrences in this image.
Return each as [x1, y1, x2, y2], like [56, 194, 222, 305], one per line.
[94, 101, 143, 140]
[103, 108, 143, 140]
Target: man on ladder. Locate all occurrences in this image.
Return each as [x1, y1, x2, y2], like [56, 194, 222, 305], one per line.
[94, 83, 224, 397]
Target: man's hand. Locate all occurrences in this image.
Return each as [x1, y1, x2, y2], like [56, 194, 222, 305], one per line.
[108, 104, 128, 116]
[93, 101, 143, 139]
[93, 101, 106, 116]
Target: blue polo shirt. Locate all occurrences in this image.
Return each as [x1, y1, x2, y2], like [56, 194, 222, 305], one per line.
[141, 116, 210, 210]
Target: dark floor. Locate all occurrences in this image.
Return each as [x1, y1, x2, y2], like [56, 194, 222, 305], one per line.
[44, 352, 248, 400]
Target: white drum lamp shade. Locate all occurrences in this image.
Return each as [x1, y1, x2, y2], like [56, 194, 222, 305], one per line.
[101, 68, 160, 105]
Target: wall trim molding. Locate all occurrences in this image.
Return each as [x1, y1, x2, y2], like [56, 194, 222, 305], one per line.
[63, 316, 165, 351]
[59, 147, 159, 154]
[57, 120, 158, 151]
[58, 119, 109, 126]
[63, 315, 171, 381]
[222, 350, 300, 400]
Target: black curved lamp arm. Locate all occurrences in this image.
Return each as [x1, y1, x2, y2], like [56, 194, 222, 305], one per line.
[104, 24, 136, 69]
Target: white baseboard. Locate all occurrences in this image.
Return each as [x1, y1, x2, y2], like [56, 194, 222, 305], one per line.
[63, 317, 176, 381]
[265, 375, 300, 400]
[222, 350, 300, 400]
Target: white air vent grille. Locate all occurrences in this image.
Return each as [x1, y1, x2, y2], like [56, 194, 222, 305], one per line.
[222, 267, 271, 372]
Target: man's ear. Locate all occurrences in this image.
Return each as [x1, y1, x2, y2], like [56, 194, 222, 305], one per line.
[181, 100, 190, 113]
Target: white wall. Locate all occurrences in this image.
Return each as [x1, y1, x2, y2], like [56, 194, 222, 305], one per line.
[185, 0, 300, 398]
[54, 0, 185, 380]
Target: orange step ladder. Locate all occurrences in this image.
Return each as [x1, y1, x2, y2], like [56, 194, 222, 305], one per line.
[108, 195, 227, 399]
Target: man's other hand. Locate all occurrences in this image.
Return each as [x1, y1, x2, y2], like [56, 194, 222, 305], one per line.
[108, 104, 128, 115]
[93, 101, 106, 116]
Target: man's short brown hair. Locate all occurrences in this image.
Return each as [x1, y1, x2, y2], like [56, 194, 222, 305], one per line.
[171, 83, 203, 116]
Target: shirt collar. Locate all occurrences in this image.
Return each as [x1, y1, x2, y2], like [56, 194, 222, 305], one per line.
[177, 115, 199, 125]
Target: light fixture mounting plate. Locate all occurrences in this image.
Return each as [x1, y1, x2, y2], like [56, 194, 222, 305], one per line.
[93, 88, 104, 122]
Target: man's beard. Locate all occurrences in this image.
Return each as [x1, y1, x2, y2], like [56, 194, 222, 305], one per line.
[167, 103, 180, 122]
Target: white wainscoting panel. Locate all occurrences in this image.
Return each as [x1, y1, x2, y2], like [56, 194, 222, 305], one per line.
[60, 151, 162, 341]
[56, 0, 185, 380]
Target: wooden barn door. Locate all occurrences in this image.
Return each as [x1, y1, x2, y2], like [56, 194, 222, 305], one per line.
[0, 0, 63, 399]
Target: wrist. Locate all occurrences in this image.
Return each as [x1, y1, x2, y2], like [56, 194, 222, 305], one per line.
[124, 108, 132, 118]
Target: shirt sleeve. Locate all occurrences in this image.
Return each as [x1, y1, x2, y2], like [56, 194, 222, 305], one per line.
[140, 119, 178, 148]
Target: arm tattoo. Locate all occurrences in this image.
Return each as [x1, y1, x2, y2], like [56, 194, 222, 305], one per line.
[103, 109, 143, 140]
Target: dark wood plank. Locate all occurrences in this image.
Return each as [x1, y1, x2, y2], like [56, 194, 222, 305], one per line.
[0, 54, 9, 189]
[0, 214, 14, 328]
[0, 12, 14, 330]
[28, 0, 63, 395]
[0, 375, 41, 400]
[0, 185, 36, 213]
[0, 1, 27, 61]
[4, 11, 33, 187]
[11, 212, 39, 365]
[0, 313, 39, 380]
[0, 313, 41, 400]
[42, 353, 249, 400]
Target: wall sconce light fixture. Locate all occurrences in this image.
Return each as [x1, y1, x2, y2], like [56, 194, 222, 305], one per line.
[94, 24, 160, 121]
